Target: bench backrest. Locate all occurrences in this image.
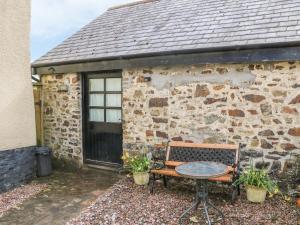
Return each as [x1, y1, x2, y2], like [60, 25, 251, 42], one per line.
[166, 141, 239, 166]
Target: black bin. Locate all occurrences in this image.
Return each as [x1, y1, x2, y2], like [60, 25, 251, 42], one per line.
[36, 147, 52, 177]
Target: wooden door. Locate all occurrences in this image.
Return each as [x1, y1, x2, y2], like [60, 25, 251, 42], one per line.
[33, 84, 42, 146]
[83, 72, 122, 166]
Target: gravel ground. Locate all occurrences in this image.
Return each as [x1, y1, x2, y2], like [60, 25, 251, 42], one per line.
[68, 178, 299, 225]
[0, 183, 47, 217]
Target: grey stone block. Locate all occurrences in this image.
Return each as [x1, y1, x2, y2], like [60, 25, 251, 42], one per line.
[0, 146, 36, 193]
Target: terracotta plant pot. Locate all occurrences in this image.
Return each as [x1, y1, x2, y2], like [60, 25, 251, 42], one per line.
[296, 198, 300, 208]
[246, 185, 267, 203]
[133, 172, 149, 185]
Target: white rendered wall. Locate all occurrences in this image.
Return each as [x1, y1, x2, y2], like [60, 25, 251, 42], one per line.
[0, 0, 36, 150]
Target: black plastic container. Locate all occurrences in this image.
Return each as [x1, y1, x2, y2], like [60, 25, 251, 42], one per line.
[36, 147, 52, 177]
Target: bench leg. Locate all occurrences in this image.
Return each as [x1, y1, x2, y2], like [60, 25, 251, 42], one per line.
[149, 173, 156, 194]
[163, 175, 168, 188]
[231, 184, 239, 203]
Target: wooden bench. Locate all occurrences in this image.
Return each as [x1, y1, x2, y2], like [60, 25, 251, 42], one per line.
[150, 141, 240, 201]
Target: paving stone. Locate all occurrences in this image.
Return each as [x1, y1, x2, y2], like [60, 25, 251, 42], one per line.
[0, 169, 120, 225]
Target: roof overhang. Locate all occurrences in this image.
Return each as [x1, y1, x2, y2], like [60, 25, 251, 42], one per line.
[32, 45, 300, 75]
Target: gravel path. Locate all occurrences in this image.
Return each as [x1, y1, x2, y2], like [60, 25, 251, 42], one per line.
[68, 178, 299, 225]
[0, 183, 46, 217]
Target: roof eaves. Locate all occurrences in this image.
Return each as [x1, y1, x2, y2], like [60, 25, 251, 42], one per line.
[31, 40, 300, 69]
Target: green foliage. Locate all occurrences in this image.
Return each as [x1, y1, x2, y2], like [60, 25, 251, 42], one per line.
[234, 165, 277, 193]
[122, 152, 151, 173]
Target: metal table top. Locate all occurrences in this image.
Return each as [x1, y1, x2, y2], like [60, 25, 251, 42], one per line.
[175, 161, 228, 179]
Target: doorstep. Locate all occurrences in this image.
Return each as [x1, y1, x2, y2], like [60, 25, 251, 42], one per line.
[85, 163, 122, 172]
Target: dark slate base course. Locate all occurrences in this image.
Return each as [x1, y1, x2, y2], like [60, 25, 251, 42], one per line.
[0, 146, 36, 193]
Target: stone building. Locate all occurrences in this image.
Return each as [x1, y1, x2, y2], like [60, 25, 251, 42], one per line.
[0, 0, 36, 191]
[32, 0, 300, 170]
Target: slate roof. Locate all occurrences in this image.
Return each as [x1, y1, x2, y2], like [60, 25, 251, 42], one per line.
[33, 0, 300, 67]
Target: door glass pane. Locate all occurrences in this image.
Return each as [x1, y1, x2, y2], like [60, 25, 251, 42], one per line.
[106, 109, 122, 123]
[89, 94, 104, 106]
[106, 78, 121, 91]
[106, 94, 122, 107]
[89, 109, 104, 122]
[89, 79, 104, 91]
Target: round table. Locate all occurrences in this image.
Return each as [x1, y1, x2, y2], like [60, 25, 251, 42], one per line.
[175, 161, 228, 225]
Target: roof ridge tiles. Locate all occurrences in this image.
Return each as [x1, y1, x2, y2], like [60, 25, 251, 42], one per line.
[108, 0, 159, 11]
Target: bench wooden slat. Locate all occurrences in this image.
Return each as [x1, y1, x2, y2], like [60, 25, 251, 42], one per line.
[164, 161, 185, 167]
[208, 174, 232, 183]
[151, 168, 181, 177]
[169, 141, 239, 151]
[154, 143, 165, 148]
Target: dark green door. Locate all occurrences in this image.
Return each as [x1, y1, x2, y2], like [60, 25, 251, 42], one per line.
[84, 72, 122, 166]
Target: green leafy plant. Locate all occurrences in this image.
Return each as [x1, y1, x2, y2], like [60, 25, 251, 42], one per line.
[234, 164, 277, 193]
[122, 152, 151, 173]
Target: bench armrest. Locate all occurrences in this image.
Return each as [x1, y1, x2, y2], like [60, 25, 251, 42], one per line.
[151, 143, 169, 170]
[232, 163, 241, 181]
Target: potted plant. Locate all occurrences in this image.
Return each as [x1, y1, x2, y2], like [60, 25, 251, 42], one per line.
[122, 152, 151, 185]
[234, 165, 277, 203]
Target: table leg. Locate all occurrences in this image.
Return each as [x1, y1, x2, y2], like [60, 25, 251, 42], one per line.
[179, 201, 200, 225]
[179, 179, 224, 225]
[179, 181, 201, 225]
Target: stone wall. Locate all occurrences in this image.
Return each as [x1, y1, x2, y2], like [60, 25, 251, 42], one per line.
[40, 62, 299, 170]
[0, 147, 35, 193]
[123, 62, 300, 170]
[42, 74, 82, 166]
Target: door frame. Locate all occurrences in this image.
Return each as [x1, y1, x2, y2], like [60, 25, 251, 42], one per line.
[81, 70, 123, 167]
